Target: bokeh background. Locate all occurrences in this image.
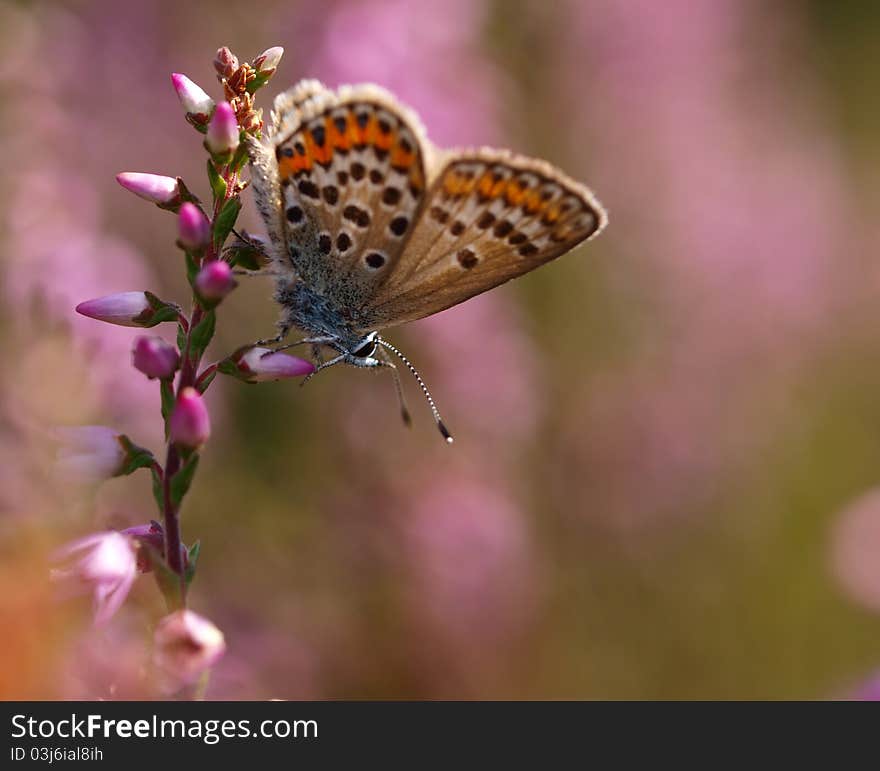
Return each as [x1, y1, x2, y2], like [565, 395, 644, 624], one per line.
[3, 0, 880, 699]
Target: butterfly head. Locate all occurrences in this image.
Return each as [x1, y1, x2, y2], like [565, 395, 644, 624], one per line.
[346, 331, 380, 364]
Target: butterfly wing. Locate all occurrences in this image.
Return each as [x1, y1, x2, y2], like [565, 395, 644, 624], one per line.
[248, 81, 435, 317]
[362, 149, 607, 329]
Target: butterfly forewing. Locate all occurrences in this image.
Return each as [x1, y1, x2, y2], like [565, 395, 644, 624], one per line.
[362, 150, 607, 329]
[271, 85, 430, 307]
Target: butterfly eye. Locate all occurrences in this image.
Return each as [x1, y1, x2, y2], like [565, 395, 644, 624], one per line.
[352, 340, 377, 358]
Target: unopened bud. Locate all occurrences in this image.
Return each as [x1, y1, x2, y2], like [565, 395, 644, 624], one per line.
[169, 387, 211, 448]
[205, 102, 240, 156]
[213, 47, 239, 79]
[171, 73, 215, 128]
[194, 260, 237, 301]
[253, 46, 283, 75]
[178, 202, 211, 251]
[221, 346, 315, 383]
[132, 336, 179, 380]
[116, 172, 180, 206]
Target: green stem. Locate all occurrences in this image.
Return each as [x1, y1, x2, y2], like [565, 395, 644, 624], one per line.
[160, 157, 237, 606]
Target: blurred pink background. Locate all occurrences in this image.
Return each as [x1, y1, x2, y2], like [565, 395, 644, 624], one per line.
[2, 0, 880, 699]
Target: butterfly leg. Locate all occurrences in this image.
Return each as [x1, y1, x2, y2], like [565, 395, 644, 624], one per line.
[376, 353, 412, 427]
[232, 268, 279, 277]
[266, 335, 337, 354]
[251, 330, 289, 347]
[300, 353, 346, 387]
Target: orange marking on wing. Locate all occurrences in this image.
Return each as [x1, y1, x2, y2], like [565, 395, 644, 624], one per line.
[364, 114, 380, 146]
[490, 178, 508, 199]
[345, 112, 361, 147]
[505, 181, 525, 207]
[303, 124, 332, 165]
[409, 166, 425, 193]
[390, 142, 414, 171]
[278, 155, 295, 181]
[374, 126, 394, 151]
[477, 173, 494, 198]
[522, 190, 543, 214]
[353, 111, 370, 145]
[542, 206, 561, 224]
[329, 115, 350, 151]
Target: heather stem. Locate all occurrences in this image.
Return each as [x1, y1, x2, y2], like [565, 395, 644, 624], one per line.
[160, 158, 236, 607]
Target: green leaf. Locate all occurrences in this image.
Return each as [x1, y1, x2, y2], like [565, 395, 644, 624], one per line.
[177, 178, 200, 205]
[169, 453, 200, 507]
[184, 540, 201, 586]
[160, 379, 175, 422]
[114, 435, 155, 476]
[246, 72, 272, 93]
[151, 467, 164, 514]
[213, 197, 241, 249]
[152, 558, 185, 611]
[196, 369, 216, 393]
[188, 310, 216, 362]
[232, 140, 250, 173]
[207, 159, 227, 201]
[176, 323, 187, 353]
[217, 357, 237, 376]
[140, 292, 181, 326]
[184, 249, 200, 285]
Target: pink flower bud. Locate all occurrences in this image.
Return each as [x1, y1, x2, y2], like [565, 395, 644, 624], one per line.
[171, 73, 215, 122]
[76, 291, 151, 326]
[132, 336, 179, 379]
[52, 531, 138, 625]
[213, 47, 239, 79]
[121, 522, 165, 573]
[116, 172, 180, 205]
[169, 387, 211, 448]
[253, 46, 283, 74]
[154, 609, 226, 685]
[54, 426, 127, 481]
[229, 346, 315, 382]
[194, 260, 236, 300]
[177, 202, 211, 250]
[205, 102, 240, 156]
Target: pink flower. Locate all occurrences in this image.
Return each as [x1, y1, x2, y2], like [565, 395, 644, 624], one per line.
[169, 387, 211, 448]
[121, 522, 165, 573]
[851, 671, 880, 701]
[170, 73, 214, 122]
[132, 335, 179, 380]
[205, 102, 239, 156]
[54, 426, 127, 482]
[75, 291, 151, 327]
[227, 346, 315, 383]
[194, 260, 236, 301]
[177, 203, 211, 251]
[830, 488, 880, 613]
[52, 532, 138, 625]
[154, 609, 226, 685]
[116, 172, 180, 205]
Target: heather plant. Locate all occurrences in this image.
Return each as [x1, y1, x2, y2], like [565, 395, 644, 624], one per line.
[57, 45, 313, 694]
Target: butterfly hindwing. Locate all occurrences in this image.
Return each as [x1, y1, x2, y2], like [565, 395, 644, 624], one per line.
[362, 149, 607, 329]
[268, 84, 432, 309]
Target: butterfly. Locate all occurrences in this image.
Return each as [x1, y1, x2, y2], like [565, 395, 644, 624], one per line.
[247, 80, 607, 442]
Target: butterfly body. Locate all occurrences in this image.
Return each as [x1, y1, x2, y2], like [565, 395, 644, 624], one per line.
[247, 80, 607, 438]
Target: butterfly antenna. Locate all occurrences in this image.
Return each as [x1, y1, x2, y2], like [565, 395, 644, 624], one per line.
[376, 337, 453, 444]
